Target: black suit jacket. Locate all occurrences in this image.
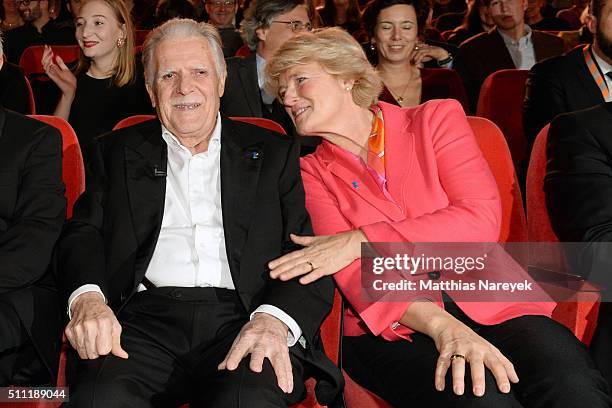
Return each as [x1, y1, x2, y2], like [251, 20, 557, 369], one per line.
[0, 108, 66, 383]
[545, 103, 612, 290]
[456, 28, 565, 112]
[56, 116, 341, 403]
[523, 46, 605, 151]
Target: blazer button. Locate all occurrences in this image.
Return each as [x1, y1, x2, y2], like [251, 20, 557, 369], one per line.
[428, 271, 441, 280]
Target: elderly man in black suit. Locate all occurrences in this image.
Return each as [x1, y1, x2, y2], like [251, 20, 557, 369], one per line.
[0, 100, 65, 384]
[56, 18, 340, 407]
[545, 102, 612, 395]
[523, 0, 612, 150]
[455, 0, 564, 112]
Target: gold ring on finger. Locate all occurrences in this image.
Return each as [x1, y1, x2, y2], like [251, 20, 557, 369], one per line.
[450, 353, 466, 362]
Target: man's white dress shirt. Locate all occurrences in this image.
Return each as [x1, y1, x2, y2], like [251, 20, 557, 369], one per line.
[68, 114, 302, 346]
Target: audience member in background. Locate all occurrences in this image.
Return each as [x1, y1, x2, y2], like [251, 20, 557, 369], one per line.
[545, 102, 612, 394]
[363, 0, 469, 111]
[3, 0, 75, 63]
[557, 0, 588, 28]
[204, 0, 244, 57]
[447, 0, 495, 44]
[1, 0, 24, 32]
[41, 0, 152, 164]
[523, 0, 611, 151]
[432, 0, 467, 18]
[156, 0, 197, 25]
[0, 30, 65, 389]
[265, 27, 612, 408]
[455, 0, 564, 111]
[526, 0, 570, 29]
[221, 0, 315, 151]
[317, 0, 365, 40]
[0, 31, 32, 114]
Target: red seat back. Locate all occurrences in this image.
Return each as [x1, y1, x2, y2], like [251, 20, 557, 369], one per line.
[113, 114, 156, 130]
[19, 45, 80, 78]
[476, 69, 529, 167]
[29, 115, 84, 218]
[468, 116, 527, 242]
[234, 44, 252, 57]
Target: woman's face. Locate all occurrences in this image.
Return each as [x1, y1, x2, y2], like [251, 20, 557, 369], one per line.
[278, 62, 353, 136]
[75, 0, 125, 62]
[373, 4, 419, 64]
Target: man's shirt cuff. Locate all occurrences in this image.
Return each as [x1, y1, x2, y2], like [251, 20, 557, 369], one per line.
[67, 284, 106, 319]
[251, 304, 303, 347]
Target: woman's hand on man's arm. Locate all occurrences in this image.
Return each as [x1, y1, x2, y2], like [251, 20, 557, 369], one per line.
[268, 230, 367, 284]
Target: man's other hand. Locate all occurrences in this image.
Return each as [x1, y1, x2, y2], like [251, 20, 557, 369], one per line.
[218, 313, 293, 393]
[66, 292, 129, 360]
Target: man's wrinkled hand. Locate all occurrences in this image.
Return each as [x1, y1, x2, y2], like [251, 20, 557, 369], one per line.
[218, 313, 293, 393]
[65, 292, 129, 360]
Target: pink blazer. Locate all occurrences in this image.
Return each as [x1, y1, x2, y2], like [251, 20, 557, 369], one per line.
[300, 99, 555, 342]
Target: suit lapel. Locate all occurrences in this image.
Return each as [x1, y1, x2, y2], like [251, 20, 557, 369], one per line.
[490, 30, 517, 68]
[220, 117, 264, 282]
[123, 119, 168, 286]
[238, 54, 263, 117]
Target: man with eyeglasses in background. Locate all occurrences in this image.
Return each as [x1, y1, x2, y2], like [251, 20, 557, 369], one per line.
[3, 0, 75, 64]
[220, 0, 320, 154]
[204, 0, 244, 56]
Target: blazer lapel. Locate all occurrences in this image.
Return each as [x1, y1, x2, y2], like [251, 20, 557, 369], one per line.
[123, 119, 168, 286]
[219, 117, 264, 282]
[490, 30, 517, 68]
[321, 142, 405, 222]
[238, 54, 263, 117]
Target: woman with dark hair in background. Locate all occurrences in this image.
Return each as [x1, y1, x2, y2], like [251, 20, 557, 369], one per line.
[363, 0, 468, 110]
[446, 0, 495, 45]
[41, 0, 152, 163]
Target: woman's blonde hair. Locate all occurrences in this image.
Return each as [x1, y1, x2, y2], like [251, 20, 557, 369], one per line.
[75, 0, 135, 87]
[265, 27, 382, 108]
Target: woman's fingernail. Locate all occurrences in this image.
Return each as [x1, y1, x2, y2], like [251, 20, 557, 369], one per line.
[473, 386, 484, 396]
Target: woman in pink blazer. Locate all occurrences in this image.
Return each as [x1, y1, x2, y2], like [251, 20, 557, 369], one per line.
[265, 28, 610, 407]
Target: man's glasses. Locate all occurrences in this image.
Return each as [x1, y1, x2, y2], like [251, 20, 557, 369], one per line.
[15, 0, 39, 6]
[206, 0, 235, 8]
[270, 20, 312, 33]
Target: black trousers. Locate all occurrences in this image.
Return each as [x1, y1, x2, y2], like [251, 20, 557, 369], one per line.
[64, 287, 307, 408]
[0, 298, 45, 386]
[344, 299, 612, 408]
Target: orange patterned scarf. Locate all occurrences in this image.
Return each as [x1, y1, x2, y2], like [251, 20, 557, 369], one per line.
[368, 105, 386, 178]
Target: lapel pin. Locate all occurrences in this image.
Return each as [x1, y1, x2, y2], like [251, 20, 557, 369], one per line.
[352, 181, 359, 189]
[248, 150, 260, 160]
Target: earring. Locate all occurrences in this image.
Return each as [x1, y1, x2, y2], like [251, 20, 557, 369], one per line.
[117, 37, 125, 47]
[370, 43, 376, 51]
[346, 87, 351, 91]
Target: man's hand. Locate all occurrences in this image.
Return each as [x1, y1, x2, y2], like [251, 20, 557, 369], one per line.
[218, 313, 293, 393]
[65, 292, 129, 360]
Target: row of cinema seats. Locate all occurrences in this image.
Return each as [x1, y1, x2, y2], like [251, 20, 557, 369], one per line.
[15, 45, 531, 177]
[4, 113, 598, 408]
